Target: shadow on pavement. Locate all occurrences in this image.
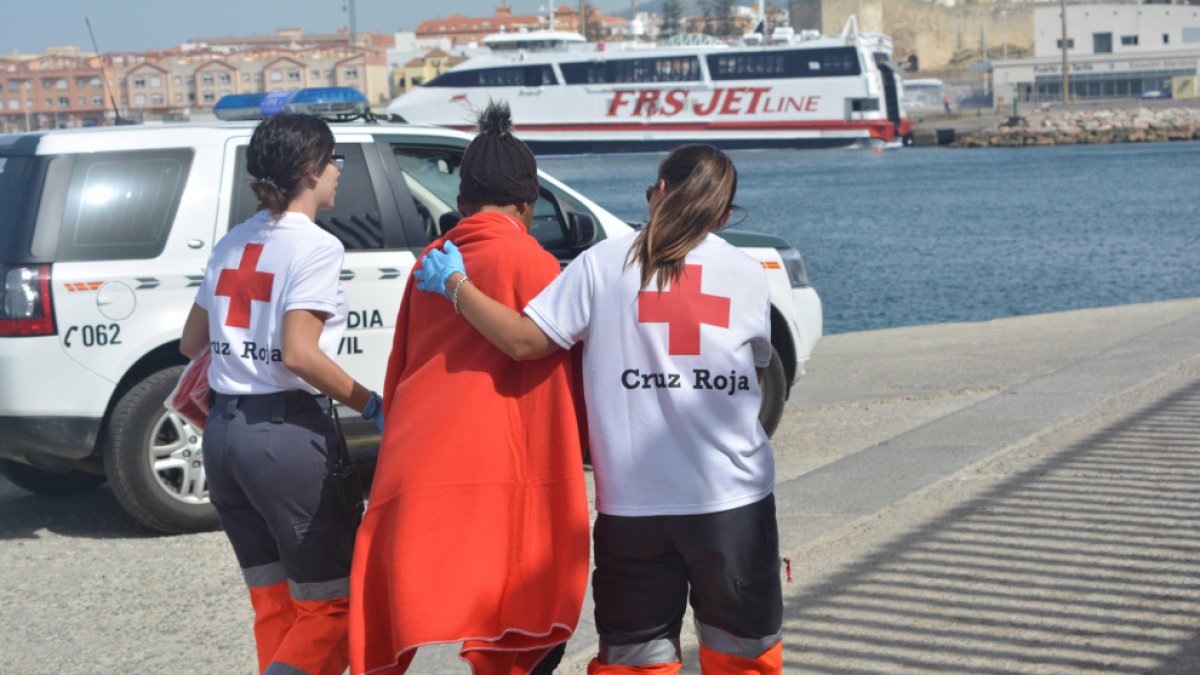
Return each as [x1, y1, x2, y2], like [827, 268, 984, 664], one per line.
[0, 480, 157, 540]
[776, 378, 1200, 673]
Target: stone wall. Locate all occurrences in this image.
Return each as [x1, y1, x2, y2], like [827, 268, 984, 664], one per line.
[952, 107, 1200, 147]
[821, 0, 1035, 69]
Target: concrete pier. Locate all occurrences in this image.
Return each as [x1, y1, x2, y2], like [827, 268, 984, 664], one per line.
[910, 113, 1007, 146]
[3, 298, 1200, 673]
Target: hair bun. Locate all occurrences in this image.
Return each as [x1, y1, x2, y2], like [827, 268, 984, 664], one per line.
[476, 101, 514, 137]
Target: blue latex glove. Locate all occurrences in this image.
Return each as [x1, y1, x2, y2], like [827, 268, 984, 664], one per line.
[362, 391, 384, 434]
[414, 240, 467, 299]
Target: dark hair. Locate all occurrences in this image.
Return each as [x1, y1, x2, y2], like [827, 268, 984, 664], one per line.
[627, 144, 738, 291]
[246, 113, 335, 220]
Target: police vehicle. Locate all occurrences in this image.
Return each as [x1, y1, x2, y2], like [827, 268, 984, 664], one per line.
[0, 87, 822, 533]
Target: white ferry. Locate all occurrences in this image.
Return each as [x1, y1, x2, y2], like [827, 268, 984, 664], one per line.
[386, 16, 912, 153]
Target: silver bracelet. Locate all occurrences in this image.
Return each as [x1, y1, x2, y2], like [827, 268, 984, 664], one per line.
[450, 276, 470, 314]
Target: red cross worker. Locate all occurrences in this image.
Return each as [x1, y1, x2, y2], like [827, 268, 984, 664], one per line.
[416, 144, 785, 674]
[179, 113, 382, 675]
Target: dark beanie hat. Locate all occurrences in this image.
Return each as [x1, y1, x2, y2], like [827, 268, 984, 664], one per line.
[458, 101, 539, 206]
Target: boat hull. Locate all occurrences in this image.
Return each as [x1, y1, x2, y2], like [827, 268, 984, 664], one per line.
[438, 120, 898, 154]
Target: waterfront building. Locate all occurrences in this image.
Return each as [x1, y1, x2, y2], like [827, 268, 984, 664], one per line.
[416, 4, 627, 47]
[393, 48, 468, 96]
[684, 5, 790, 38]
[183, 26, 395, 52]
[992, 4, 1200, 103]
[0, 46, 120, 132]
[0, 38, 390, 131]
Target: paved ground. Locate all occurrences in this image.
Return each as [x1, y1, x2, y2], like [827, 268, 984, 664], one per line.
[3, 297, 1199, 673]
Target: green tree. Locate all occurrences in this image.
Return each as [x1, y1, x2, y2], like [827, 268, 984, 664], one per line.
[661, 0, 683, 39]
[712, 0, 737, 37]
[702, 0, 736, 37]
[583, 2, 607, 42]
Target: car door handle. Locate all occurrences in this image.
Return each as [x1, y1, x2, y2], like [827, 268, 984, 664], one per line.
[187, 239, 205, 249]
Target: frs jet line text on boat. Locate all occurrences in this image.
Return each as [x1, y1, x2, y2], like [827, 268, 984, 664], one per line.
[606, 88, 822, 117]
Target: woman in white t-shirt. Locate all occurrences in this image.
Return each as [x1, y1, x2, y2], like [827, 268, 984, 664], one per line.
[179, 113, 383, 675]
[415, 144, 784, 674]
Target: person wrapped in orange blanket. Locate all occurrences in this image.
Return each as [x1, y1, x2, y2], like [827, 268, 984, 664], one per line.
[349, 102, 589, 675]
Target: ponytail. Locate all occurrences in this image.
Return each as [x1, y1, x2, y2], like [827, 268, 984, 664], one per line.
[248, 176, 295, 221]
[627, 144, 738, 291]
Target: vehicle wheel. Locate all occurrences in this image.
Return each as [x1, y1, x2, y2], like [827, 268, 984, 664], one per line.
[0, 459, 106, 496]
[103, 366, 219, 533]
[758, 347, 787, 438]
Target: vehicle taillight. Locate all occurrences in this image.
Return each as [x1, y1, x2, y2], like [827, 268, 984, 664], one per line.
[0, 265, 56, 337]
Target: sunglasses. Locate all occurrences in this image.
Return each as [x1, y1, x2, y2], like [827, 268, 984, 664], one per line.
[645, 182, 661, 203]
[330, 154, 346, 171]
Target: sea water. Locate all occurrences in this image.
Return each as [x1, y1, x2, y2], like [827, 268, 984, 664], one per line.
[541, 142, 1200, 334]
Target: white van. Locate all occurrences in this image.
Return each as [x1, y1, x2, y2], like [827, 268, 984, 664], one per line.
[0, 91, 822, 532]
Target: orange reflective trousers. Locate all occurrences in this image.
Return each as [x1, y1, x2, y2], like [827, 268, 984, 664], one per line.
[249, 581, 349, 675]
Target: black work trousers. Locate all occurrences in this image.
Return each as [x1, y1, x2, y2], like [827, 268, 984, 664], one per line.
[592, 494, 783, 668]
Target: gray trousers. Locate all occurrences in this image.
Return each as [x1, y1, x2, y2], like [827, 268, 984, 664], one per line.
[204, 390, 355, 600]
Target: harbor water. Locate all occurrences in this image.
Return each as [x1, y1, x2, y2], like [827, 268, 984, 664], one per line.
[541, 142, 1200, 335]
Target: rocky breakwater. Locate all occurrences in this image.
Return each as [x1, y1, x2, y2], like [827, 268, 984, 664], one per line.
[952, 107, 1200, 147]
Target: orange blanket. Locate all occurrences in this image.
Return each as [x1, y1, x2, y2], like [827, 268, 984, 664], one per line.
[349, 212, 589, 674]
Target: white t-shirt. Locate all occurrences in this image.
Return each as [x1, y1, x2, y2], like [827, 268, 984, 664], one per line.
[525, 231, 774, 517]
[195, 210, 348, 396]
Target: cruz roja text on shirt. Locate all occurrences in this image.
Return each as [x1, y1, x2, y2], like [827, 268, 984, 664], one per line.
[621, 368, 752, 396]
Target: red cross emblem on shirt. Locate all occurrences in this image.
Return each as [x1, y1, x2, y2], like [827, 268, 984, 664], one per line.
[214, 243, 275, 329]
[637, 264, 730, 356]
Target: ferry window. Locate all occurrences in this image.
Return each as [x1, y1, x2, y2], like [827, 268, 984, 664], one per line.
[560, 56, 702, 84]
[560, 61, 607, 84]
[231, 144, 385, 251]
[427, 65, 556, 88]
[708, 54, 786, 79]
[707, 48, 861, 80]
[524, 65, 555, 87]
[821, 49, 860, 75]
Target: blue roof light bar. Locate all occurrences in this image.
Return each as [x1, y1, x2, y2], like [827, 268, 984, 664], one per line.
[213, 87, 370, 122]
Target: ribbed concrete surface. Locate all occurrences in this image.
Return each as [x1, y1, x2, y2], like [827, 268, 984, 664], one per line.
[2, 298, 1199, 674]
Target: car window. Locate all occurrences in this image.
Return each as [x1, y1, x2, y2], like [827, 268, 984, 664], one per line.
[389, 145, 461, 242]
[53, 149, 193, 262]
[0, 155, 51, 264]
[389, 143, 591, 252]
[530, 188, 567, 248]
[231, 144, 384, 250]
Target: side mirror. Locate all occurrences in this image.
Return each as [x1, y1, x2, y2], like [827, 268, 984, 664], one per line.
[438, 210, 462, 234]
[566, 211, 599, 250]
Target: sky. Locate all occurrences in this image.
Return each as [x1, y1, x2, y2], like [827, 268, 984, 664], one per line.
[0, 0, 648, 55]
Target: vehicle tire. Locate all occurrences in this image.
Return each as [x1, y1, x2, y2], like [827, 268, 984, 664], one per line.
[758, 347, 787, 439]
[0, 459, 106, 496]
[103, 366, 219, 534]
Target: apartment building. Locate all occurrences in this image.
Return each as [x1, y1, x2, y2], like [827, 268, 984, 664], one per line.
[0, 47, 122, 132]
[417, 4, 626, 46]
[0, 40, 390, 131]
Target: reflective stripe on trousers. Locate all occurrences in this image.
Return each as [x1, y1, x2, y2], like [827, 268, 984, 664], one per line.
[586, 633, 781, 675]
